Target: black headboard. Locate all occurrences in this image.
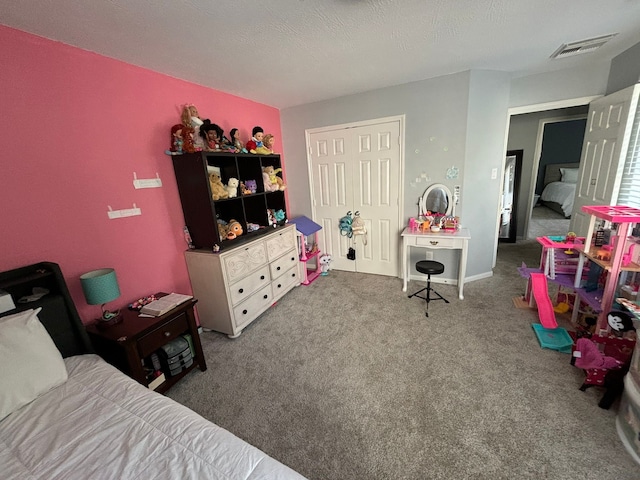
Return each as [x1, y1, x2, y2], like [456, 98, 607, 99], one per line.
[0, 262, 93, 357]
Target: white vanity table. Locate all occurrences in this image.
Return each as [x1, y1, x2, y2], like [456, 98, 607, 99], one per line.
[401, 227, 470, 300]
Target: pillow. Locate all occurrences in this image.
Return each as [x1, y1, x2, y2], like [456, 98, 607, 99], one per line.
[0, 308, 68, 420]
[560, 167, 579, 183]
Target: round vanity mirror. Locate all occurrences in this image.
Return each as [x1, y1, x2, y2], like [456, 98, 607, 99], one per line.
[419, 184, 453, 216]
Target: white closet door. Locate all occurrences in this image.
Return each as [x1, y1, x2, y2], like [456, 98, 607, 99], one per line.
[309, 120, 401, 276]
[570, 84, 640, 235]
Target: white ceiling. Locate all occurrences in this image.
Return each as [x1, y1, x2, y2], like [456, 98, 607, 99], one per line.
[2, 0, 640, 109]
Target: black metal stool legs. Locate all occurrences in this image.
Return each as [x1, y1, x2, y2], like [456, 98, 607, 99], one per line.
[408, 260, 449, 317]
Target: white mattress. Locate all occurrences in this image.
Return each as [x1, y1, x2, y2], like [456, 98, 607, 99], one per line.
[540, 181, 576, 217]
[0, 355, 305, 480]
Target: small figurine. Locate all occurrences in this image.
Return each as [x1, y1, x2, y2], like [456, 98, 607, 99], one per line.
[246, 126, 264, 154]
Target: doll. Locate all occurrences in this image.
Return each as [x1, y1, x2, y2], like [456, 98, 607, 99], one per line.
[199, 120, 222, 151]
[180, 125, 197, 153]
[165, 124, 184, 155]
[181, 104, 205, 150]
[254, 133, 275, 155]
[246, 126, 264, 154]
[229, 128, 245, 152]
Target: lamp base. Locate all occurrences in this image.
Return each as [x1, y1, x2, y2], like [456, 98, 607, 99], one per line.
[95, 312, 123, 330]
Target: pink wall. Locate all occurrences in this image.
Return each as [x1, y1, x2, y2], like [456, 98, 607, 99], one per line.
[0, 26, 282, 323]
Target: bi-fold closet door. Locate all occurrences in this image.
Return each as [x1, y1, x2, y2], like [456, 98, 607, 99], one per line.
[308, 119, 401, 276]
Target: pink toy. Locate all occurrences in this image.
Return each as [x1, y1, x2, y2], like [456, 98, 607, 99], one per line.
[530, 272, 558, 329]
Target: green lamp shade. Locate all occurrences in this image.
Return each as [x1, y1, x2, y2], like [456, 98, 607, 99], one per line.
[80, 268, 121, 306]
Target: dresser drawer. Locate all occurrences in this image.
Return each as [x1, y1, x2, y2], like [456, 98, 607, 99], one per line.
[229, 265, 270, 306]
[137, 313, 188, 358]
[224, 242, 267, 283]
[269, 248, 298, 279]
[415, 236, 459, 249]
[272, 265, 299, 299]
[266, 227, 296, 261]
[233, 284, 273, 329]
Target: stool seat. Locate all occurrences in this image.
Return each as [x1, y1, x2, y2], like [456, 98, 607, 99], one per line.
[416, 260, 444, 275]
[409, 260, 448, 317]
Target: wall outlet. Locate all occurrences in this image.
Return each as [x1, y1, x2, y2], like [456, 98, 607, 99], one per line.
[425, 251, 434, 260]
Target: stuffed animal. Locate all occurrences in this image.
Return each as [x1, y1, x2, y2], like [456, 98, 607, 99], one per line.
[319, 253, 332, 275]
[209, 173, 229, 201]
[245, 179, 257, 193]
[240, 181, 252, 196]
[226, 177, 239, 198]
[262, 165, 285, 191]
[226, 219, 243, 239]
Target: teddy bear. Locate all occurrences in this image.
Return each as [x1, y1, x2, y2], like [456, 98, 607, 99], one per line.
[226, 177, 239, 198]
[262, 165, 285, 192]
[209, 173, 229, 201]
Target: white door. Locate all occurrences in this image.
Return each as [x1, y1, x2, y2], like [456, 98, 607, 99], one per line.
[309, 119, 402, 276]
[570, 84, 640, 235]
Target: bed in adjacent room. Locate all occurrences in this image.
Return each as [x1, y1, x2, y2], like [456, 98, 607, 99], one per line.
[0, 262, 305, 480]
[538, 162, 580, 218]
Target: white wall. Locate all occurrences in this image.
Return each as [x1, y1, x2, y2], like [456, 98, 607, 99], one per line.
[509, 61, 610, 108]
[607, 41, 640, 94]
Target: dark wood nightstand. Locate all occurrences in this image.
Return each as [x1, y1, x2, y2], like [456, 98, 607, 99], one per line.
[86, 295, 207, 394]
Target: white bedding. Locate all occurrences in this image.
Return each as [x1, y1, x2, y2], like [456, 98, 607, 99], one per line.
[0, 355, 305, 480]
[540, 181, 576, 217]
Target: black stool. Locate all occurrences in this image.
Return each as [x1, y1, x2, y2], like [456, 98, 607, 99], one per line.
[408, 260, 449, 317]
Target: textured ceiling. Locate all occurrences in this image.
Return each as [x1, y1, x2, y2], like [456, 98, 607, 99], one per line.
[2, 0, 640, 109]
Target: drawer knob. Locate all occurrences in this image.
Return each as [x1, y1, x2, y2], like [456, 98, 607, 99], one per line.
[164, 331, 171, 337]
[291, 256, 295, 261]
[291, 273, 296, 277]
[239, 288, 244, 293]
[430, 241, 439, 245]
[278, 283, 282, 288]
[277, 266, 281, 271]
[242, 309, 248, 315]
[261, 275, 265, 280]
[263, 294, 268, 299]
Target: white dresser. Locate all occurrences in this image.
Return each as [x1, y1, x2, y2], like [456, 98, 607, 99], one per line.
[185, 224, 300, 338]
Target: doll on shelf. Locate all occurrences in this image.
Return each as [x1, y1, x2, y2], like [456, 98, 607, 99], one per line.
[165, 124, 184, 155]
[254, 133, 275, 155]
[181, 104, 205, 150]
[200, 120, 222, 151]
[246, 126, 264, 154]
[179, 125, 197, 153]
[229, 128, 247, 152]
[219, 128, 240, 153]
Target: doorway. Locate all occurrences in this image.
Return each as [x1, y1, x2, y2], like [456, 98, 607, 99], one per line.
[498, 150, 522, 243]
[306, 116, 404, 276]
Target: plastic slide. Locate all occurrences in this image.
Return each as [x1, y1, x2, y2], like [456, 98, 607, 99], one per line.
[530, 272, 558, 329]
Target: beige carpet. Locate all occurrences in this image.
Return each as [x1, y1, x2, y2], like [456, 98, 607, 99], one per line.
[167, 239, 640, 479]
[528, 204, 571, 239]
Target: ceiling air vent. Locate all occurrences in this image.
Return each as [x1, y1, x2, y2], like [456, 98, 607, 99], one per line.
[551, 33, 617, 59]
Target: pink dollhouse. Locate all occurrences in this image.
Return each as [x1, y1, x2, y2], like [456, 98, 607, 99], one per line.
[290, 216, 323, 285]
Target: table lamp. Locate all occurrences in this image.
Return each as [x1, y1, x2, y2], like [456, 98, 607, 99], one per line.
[80, 268, 122, 327]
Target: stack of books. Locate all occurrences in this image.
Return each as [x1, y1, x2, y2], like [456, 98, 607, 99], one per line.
[140, 293, 193, 317]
